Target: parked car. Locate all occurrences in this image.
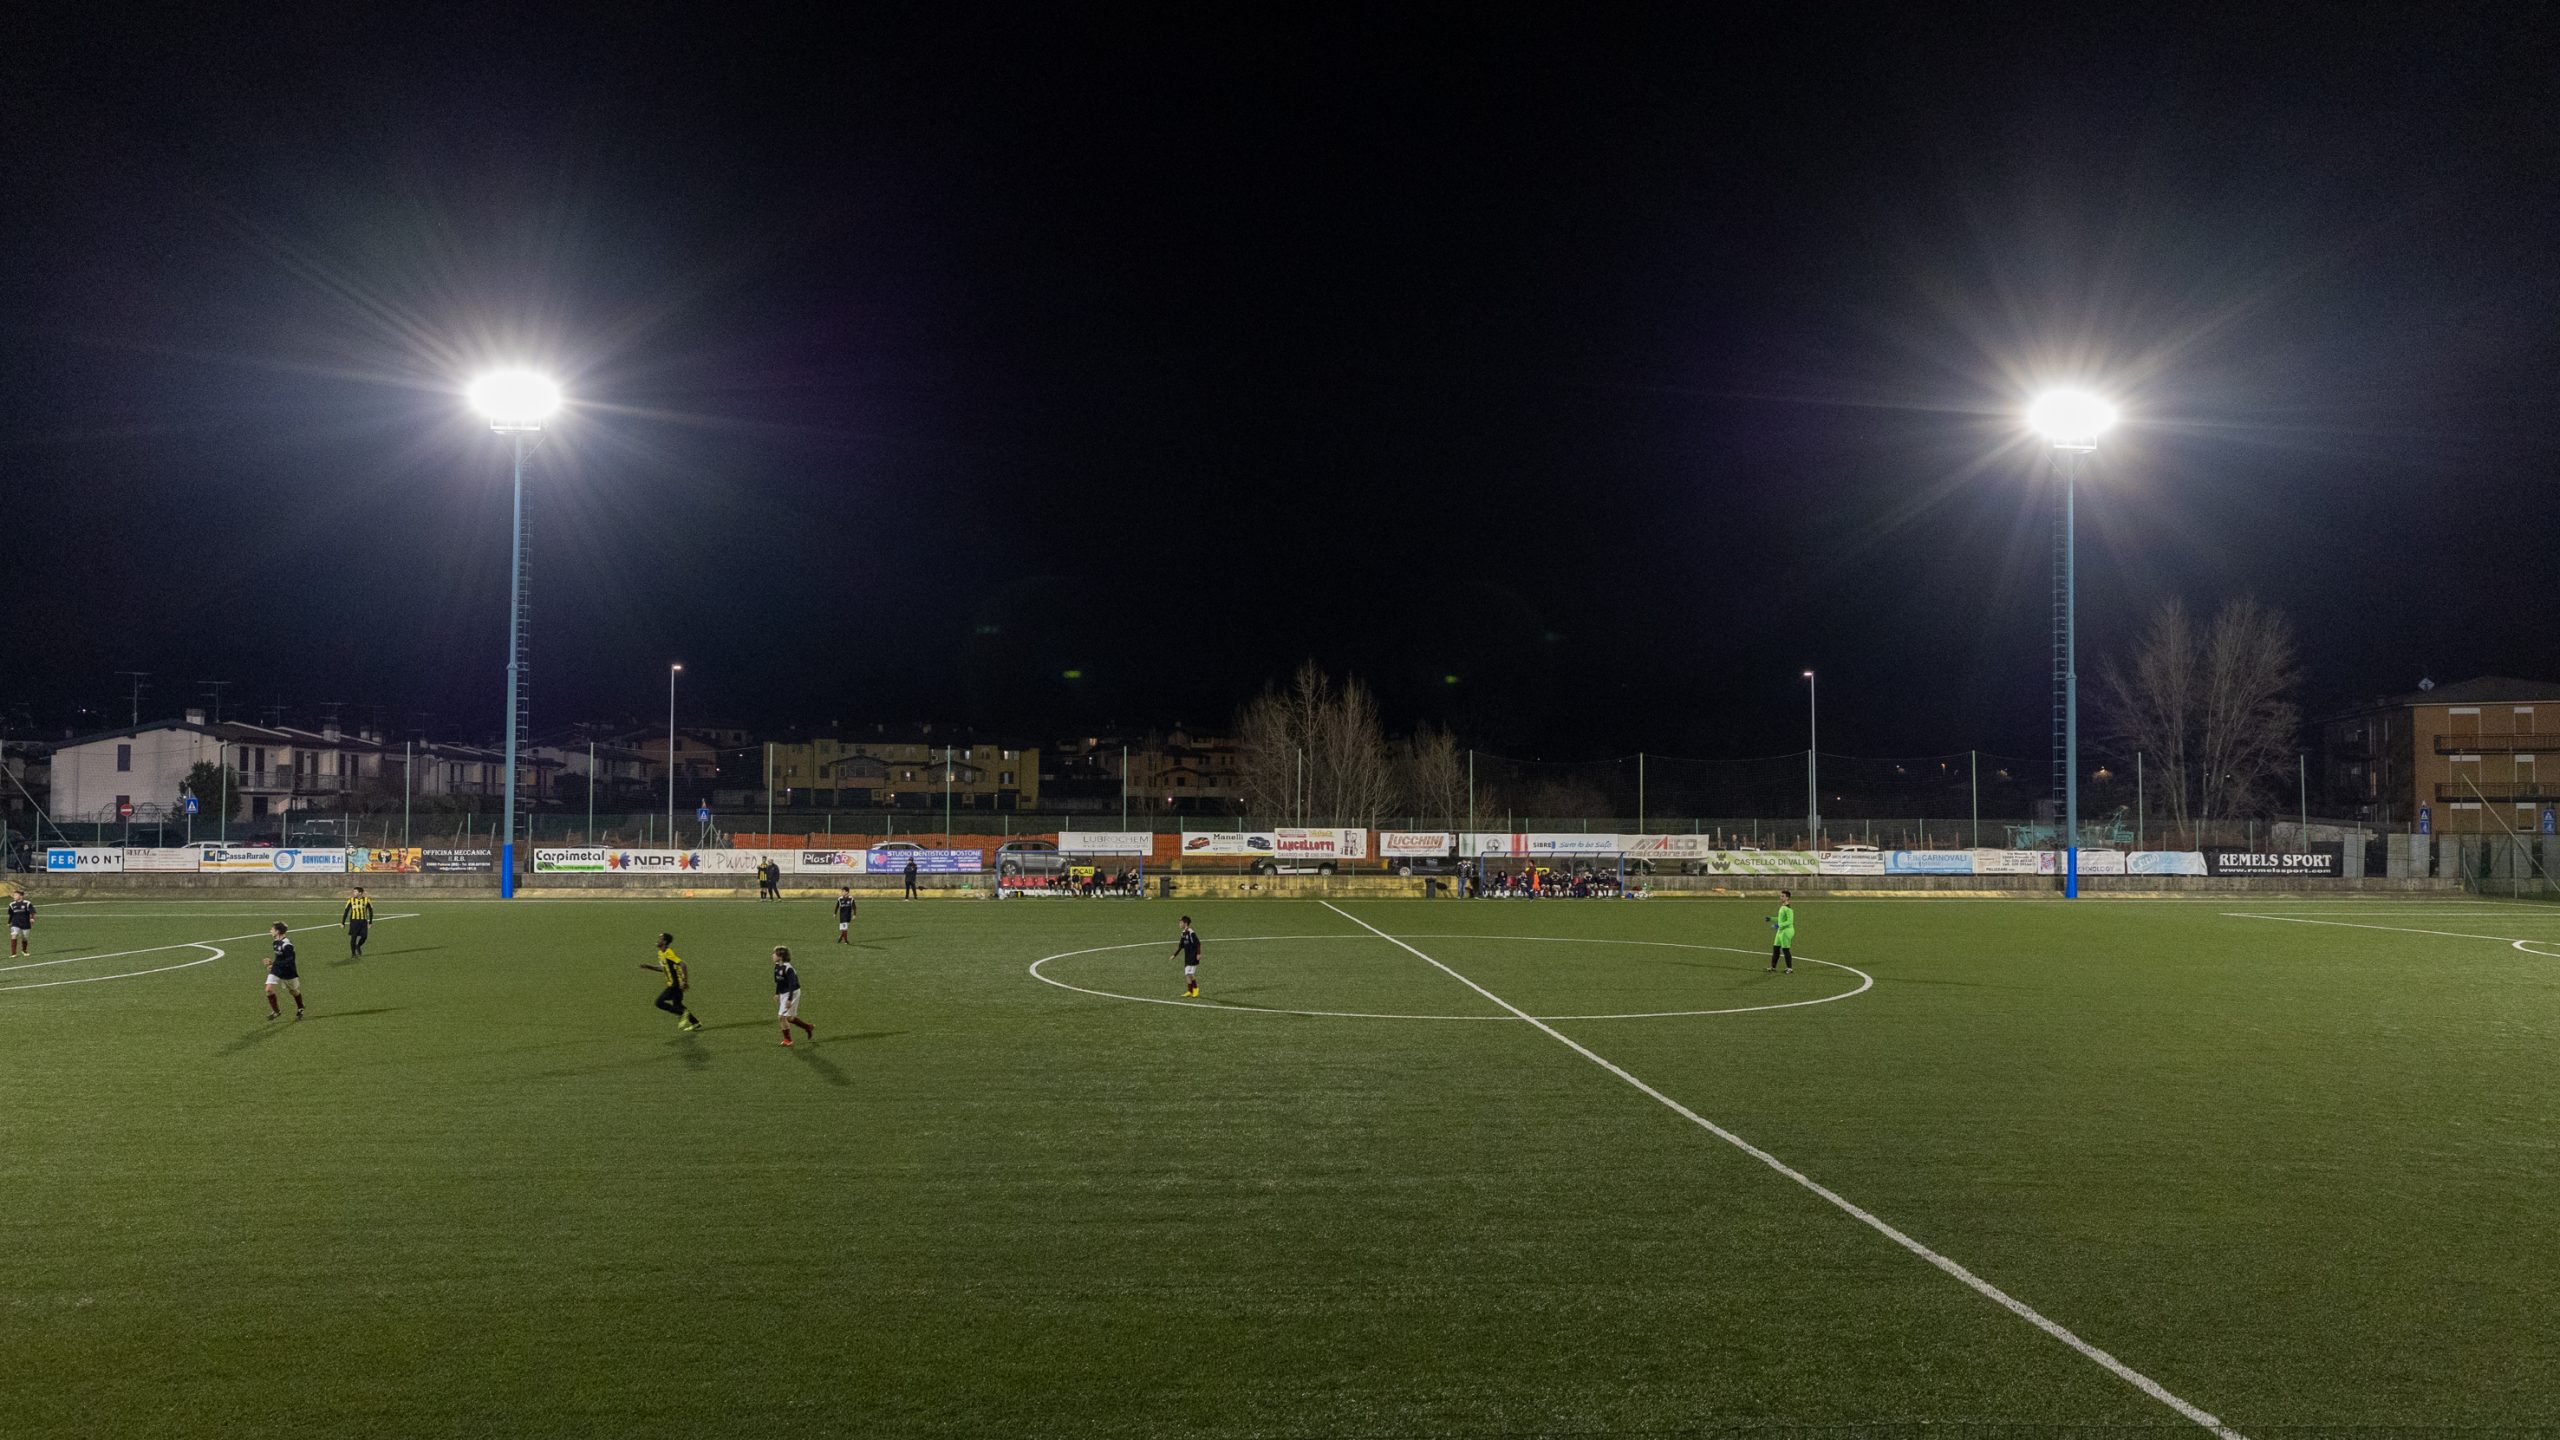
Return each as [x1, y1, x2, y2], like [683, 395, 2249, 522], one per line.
[1249, 859, 1338, 876]
[995, 841, 1065, 878]
[1390, 855, 1470, 877]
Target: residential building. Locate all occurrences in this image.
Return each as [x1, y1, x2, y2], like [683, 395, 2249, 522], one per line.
[2318, 676, 2560, 833]
[49, 711, 554, 825]
[767, 729, 1038, 810]
[1047, 728, 1243, 816]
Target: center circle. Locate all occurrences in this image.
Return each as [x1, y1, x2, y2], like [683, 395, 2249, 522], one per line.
[1028, 933, 1872, 1022]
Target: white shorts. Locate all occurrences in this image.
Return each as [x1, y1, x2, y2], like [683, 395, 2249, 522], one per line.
[8, 926, 25, 939]
[266, 974, 301, 993]
[837, 921, 849, 932]
[1183, 963, 1197, 976]
[777, 990, 800, 1019]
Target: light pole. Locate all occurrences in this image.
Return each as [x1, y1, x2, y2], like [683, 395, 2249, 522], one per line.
[667, 663, 683, 846]
[469, 369, 561, 899]
[2028, 389, 2117, 900]
[1803, 670, 1818, 845]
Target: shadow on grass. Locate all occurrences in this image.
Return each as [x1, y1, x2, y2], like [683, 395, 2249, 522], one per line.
[219, 1023, 287, 1055]
[308, 1007, 402, 1022]
[670, 1032, 711, 1070]
[790, 1045, 853, 1086]
[370, 946, 446, 958]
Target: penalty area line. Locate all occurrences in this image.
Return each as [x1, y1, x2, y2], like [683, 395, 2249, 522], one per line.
[1317, 901, 2245, 1440]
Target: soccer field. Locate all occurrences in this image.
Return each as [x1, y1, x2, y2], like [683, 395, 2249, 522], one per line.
[5, 893, 2556, 1437]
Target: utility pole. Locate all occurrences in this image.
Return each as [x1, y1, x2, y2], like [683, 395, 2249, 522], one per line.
[199, 680, 231, 725]
[115, 671, 151, 727]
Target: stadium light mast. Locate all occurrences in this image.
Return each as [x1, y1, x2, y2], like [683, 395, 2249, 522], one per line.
[1802, 670, 1818, 846]
[2027, 388, 2116, 900]
[667, 663, 683, 846]
[469, 369, 562, 900]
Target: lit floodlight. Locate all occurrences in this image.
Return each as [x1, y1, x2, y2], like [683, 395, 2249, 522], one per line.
[2027, 390, 2116, 450]
[469, 370, 562, 432]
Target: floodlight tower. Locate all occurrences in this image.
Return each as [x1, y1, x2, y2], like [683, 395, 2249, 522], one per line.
[469, 369, 562, 899]
[2026, 389, 2116, 900]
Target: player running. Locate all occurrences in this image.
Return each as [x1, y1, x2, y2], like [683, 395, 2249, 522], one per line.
[1174, 915, 1202, 997]
[265, 921, 304, 1020]
[642, 932, 704, 1032]
[774, 946, 815, 1047]
[833, 887, 857, 944]
[1765, 890, 1795, 973]
[340, 886, 376, 958]
[7, 887, 32, 957]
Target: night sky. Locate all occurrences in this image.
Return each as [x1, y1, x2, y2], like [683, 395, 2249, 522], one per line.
[7, 8, 2555, 758]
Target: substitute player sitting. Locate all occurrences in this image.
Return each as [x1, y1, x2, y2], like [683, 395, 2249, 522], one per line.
[642, 932, 704, 1032]
[774, 946, 816, 1047]
[265, 921, 304, 1021]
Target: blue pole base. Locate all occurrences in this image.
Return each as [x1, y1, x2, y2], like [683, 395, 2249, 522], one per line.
[501, 841, 517, 899]
[2064, 846, 2079, 899]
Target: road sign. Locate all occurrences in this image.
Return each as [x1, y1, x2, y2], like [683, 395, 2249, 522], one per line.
[2543, 807, 2555, 837]
[117, 800, 134, 819]
[696, 805, 711, 824]
[2417, 805, 2431, 835]
[182, 793, 200, 816]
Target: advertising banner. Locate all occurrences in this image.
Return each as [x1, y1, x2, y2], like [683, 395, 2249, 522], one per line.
[1274, 828, 1369, 860]
[356, 849, 419, 873]
[421, 848, 495, 874]
[2074, 849, 2129, 875]
[271, 849, 348, 873]
[1969, 849, 2055, 875]
[870, 848, 982, 874]
[1057, 831, 1154, 856]
[1817, 849, 1886, 875]
[2203, 845, 2343, 878]
[795, 849, 869, 874]
[1621, 834, 1714, 861]
[1180, 832, 1274, 858]
[1697, 850, 1820, 874]
[533, 847, 610, 873]
[2128, 851, 2206, 876]
[199, 847, 284, 872]
[45, 847, 125, 872]
[1884, 850, 1973, 875]
[1379, 831, 1456, 857]
[192, 848, 351, 873]
[1462, 833, 1622, 858]
[124, 848, 201, 872]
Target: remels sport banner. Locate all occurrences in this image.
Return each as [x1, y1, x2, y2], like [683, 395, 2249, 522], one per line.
[2203, 844, 2343, 878]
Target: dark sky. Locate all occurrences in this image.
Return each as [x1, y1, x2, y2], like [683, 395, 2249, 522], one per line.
[6, 6, 2555, 758]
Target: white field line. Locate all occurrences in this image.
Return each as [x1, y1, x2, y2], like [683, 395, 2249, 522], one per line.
[0, 944, 229, 992]
[2221, 913, 2555, 944]
[1319, 901, 2245, 1440]
[0, 915, 418, 982]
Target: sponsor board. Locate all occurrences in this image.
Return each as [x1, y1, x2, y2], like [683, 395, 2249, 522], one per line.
[1379, 831, 1456, 857]
[796, 850, 868, 874]
[871, 848, 982, 874]
[354, 848, 490, 874]
[2203, 845, 2342, 878]
[45, 847, 126, 872]
[271, 849, 348, 873]
[199, 847, 286, 872]
[1967, 849, 2053, 874]
[192, 848, 352, 873]
[1697, 850, 1821, 875]
[1817, 849, 1886, 876]
[125, 848, 202, 872]
[1180, 832, 1275, 857]
[533, 847, 610, 873]
[2129, 851, 2206, 876]
[1274, 828, 1368, 860]
[40, 847, 117, 872]
[2074, 849, 2128, 876]
[1463, 833, 1624, 858]
[1884, 850, 1973, 875]
[1621, 834, 1714, 860]
[1057, 831, 1154, 856]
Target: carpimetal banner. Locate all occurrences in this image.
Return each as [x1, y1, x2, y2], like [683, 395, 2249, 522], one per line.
[1057, 831, 1154, 856]
[533, 847, 610, 873]
[2202, 845, 2342, 878]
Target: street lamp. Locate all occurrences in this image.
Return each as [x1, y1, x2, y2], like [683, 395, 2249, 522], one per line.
[2027, 388, 2116, 899]
[1802, 670, 1818, 846]
[668, 663, 683, 847]
[471, 369, 561, 899]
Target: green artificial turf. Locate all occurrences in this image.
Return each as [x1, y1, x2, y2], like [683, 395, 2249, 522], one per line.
[3, 893, 2558, 1437]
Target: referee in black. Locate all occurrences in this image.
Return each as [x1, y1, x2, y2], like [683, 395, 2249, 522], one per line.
[340, 886, 377, 958]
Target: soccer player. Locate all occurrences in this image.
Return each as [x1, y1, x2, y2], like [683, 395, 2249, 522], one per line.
[1174, 915, 1202, 997]
[265, 921, 304, 1020]
[903, 856, 920, 900]
[642, 931, 704, 1032]
[340, 885, 376, 958]
[774, 946, 815, 1046]
[1765, 889, 1796, 973]
[834, 886, 857, 944]
[6, 887, 32, 957]
[758, 857, 782, 902]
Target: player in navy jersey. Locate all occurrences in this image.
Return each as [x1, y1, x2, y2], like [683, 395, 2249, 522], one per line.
[265, 922, 304, 1020]
[6, 887, 32, 957]
[833, 887, 857, 944]
[1173, 916, 1202, 997]
[774, 946, 815, 1046]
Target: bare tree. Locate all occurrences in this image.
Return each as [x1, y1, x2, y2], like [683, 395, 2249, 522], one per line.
[1394, 725, 1469, 829]
[2100, 597, 2299, 845]
[1234, 661, 1396, 827]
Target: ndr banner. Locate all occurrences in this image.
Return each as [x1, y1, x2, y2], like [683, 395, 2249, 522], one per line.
[533, 848, 769, 874]
[1057, 831, 1154, 856]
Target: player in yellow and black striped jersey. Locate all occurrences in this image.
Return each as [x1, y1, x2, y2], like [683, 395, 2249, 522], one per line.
[642, 932, 703, 1032]
[340, 887, 377, 958]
